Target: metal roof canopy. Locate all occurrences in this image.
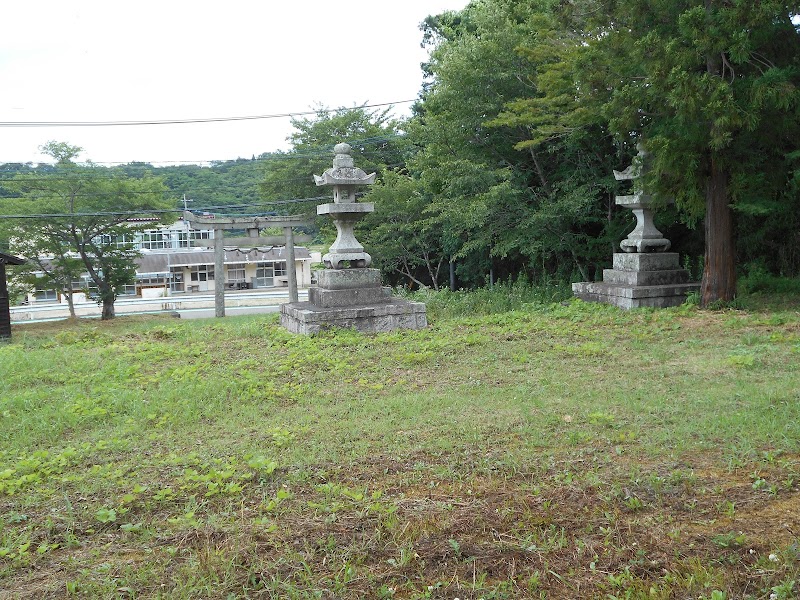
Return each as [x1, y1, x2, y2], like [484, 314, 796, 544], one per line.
[182, 211, 315, 318]
[0, 252, 26, 266]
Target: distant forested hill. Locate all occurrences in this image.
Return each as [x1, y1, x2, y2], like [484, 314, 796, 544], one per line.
[0, 155, 277, 213]
[119, 157, 271, 211]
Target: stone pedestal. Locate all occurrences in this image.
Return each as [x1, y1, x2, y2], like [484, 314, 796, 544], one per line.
[616, 195, 671, 253]
[572, 253, 699, 309]
[317, 202, 374, 269]
[281, 268, 427, 334]
[308, 269, 388, 307]
[573, 143, 699, 309]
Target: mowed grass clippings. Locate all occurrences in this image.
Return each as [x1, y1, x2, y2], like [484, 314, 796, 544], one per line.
[0, 299, 799, 599]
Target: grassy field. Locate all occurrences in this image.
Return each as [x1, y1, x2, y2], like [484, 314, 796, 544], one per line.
[1, 289, 799, 599]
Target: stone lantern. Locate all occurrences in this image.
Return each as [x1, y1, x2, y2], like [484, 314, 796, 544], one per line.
[280, 143, 427, 333]
[572, 142, 699, 308]
[613, 143, 671, 253]
[314, 143, 376, 269]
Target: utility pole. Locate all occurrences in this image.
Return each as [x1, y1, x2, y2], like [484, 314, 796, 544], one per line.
[214, 226, 225, 318]
[284, 226, 298, 303]
[182, 195, 193, 236]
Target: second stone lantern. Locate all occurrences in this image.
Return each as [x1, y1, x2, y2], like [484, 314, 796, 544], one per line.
[571, 142, 699, 308]
[280, 143, 428, 334]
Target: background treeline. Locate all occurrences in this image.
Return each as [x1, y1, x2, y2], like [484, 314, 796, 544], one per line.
[2, 0, 799, 306]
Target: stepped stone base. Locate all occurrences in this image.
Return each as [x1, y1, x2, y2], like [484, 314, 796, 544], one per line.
[280, 298, 428, 334]
[308, 285, 391, 307]
[281, 268, 427, 334]
[573, 252, 699, 309]
[602, 269, 690, 287]
[308, 269, 391, 308]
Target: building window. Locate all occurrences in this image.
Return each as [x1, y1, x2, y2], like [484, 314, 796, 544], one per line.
[170, 267, 184, 292]
[97, 233, 136, 248]
[67, 277, 98, 297]
[274, 261, 287, 276]
[34, 289, 58, 302]
[190, 230, 213, 241]
[136, 275, 167, 286]
[189, 265, 214, 281]
[139, 231, 169, 250]
[227, 263, 246, 282]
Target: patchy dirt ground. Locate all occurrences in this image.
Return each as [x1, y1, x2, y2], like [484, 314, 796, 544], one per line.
[3, 449, 799, 599]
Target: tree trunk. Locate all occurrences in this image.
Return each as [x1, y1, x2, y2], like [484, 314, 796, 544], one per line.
[700, 4, 736, 306]
[701, 159, 736, 306]
[393, 267, 427, 290]
[569, 247, 590, 282]
[423, 251, 440, 291]
[101, 297, 115, 320]
[65, 289, 76, 319]
[98, 282, 115, 320]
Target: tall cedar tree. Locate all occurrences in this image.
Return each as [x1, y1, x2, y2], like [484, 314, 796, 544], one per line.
[584, 0, 800, 305]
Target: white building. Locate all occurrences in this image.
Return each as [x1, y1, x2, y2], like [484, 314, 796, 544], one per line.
[134, 246, 312, 297]
[23, 218, 315, 304]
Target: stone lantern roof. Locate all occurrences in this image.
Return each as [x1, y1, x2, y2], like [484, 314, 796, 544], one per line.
[313, 143, 376, 188]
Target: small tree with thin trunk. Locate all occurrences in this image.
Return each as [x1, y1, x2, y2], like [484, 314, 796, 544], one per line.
[4, 142, 170, 319]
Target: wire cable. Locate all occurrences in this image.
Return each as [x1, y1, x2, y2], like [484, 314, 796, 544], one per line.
[0, 160, 408, 195]
[0, 134, 412, 173]
[0, 101, 416, 128]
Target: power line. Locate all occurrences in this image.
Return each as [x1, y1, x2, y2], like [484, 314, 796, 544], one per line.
[0, 133, 412, 171]
[0, 160, 406, 189]
[0, 196, 333, 220]
[0, 100, 416, 128]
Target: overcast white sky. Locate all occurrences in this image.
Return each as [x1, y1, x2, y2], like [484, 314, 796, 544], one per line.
[0, 1, 469, 166]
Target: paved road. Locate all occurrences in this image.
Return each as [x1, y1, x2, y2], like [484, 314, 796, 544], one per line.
[177, 304, 282, 319]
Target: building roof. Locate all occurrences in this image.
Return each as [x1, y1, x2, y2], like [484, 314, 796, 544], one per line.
[0, 252, 26, 266]
[135, 247, 312, 273]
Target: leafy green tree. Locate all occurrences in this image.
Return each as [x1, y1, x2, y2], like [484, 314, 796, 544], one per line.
[258, 105, 411, 256]
[4, 142, 171, 320]
[11, 232, 86, 318]
[408, 0, 624, 286]
[582, 0, 800, 305]
[361, 172, 447, 289]
[127, 158, 266, 212]
[260, 105, 409, 214]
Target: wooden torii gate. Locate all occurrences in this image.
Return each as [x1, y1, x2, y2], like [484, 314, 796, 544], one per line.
[183, 211, 314, 318]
